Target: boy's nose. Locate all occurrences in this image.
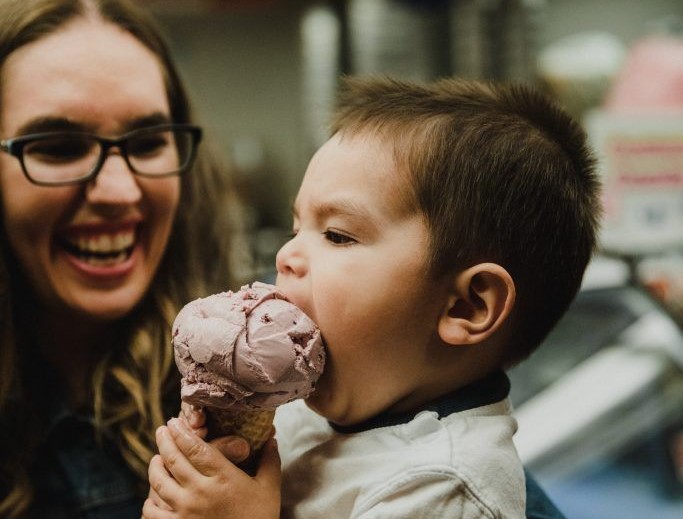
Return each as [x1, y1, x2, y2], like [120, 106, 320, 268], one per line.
[85, 153, 142, 205]
[275, 236, 307, 278]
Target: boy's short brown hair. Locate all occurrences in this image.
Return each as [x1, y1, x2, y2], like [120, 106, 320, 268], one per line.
[331, 76, 601, 366]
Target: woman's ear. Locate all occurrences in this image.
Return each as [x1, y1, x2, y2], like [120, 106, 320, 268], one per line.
[438, 263, 515, 346]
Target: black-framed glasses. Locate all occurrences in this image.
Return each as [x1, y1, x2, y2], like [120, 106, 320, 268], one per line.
[0, 123, 202, 186]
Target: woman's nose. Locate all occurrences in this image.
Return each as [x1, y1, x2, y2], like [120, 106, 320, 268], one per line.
[275, 236, 307, 278]
[85, 153, 142, 205]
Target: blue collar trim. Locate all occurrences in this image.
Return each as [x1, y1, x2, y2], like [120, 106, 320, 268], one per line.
[329, 370, 510, 434]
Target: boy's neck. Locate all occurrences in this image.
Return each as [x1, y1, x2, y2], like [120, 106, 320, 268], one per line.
[329, 370, 509, 434]
[388, 343, 504, 417]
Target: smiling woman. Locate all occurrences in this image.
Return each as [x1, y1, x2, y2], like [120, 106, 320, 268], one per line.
[2, 17, 182, 318]
[0, 0, 236, 517]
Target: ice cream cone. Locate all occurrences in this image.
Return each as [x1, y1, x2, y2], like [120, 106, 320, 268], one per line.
[173, 282, 325, 474]
[206, 407, 276, 475]
[206, 407, 276, 452]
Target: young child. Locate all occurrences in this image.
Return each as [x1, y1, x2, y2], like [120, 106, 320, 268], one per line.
[144, 76, 600, 519]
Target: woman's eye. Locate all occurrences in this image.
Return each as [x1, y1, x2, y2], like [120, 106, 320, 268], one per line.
[127, 134, 168, 157]
[323, 230, 355, 245]
[24, 136, 93, 163]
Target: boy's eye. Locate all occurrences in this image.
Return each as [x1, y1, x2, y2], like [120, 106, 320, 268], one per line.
[323, 230, 355, 245]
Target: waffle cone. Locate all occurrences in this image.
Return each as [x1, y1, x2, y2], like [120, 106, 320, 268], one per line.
[206, 407, 275, 453]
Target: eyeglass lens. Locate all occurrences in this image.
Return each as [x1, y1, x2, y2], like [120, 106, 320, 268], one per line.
[21, 128, 194, 183]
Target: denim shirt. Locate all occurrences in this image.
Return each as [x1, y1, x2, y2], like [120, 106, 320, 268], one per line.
[28, 408, 144, 518]
[26, 386, 146, 519]
[525, 469, 567, 519]
[21, 368, 563, 519]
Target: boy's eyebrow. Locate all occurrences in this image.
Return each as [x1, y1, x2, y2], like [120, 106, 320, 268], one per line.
[309, 198, 376, 221]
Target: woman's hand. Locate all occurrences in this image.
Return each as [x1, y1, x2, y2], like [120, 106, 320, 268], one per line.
[180, 403, 251, 464]
[180, 402, 208, 437]
[143, 418, 281, 519]
[144, 405, 253, 514]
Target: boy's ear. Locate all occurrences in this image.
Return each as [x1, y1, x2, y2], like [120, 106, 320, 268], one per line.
[438, 263, 516, 346]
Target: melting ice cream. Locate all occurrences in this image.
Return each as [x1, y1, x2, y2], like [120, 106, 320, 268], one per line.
[173, 282, 325, 412]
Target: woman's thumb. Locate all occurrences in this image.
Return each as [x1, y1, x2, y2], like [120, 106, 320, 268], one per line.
[255, 436, 281, 487]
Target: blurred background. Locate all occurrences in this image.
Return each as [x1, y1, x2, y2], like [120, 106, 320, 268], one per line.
[147, 1, 683, 517]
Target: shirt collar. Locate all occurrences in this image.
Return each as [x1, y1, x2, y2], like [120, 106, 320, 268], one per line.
[329, 370, 510, 434]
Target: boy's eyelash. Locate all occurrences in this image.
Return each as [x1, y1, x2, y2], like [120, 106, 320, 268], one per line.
[322, 230, 356, 246]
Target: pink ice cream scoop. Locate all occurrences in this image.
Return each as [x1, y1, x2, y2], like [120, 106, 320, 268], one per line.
[173, 282, 325, 413]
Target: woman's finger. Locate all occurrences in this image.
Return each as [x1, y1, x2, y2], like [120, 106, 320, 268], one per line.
[167, 417, 239, 478]
[142, 497, 177, 519]
[209, 435, 251, 464]
[156, 425, 204, 486]
[181, 403, 206, 431]
[148, 485, 173, 511]
[147, 453, 183, 509]
[255, 436, 282, 490]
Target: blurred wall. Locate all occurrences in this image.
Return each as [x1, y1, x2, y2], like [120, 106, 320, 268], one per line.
[538, 0, 681, 47]
[153, 0, 683, 246]
[157, 4, 306, 229]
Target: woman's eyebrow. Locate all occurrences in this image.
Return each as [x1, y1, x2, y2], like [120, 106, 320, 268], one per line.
[123, 112, 172, 131]
[14, 116, 86, 135]
[11, 112, 173, 137]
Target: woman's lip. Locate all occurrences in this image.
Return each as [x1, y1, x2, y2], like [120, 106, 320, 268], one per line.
[59, 220, 139, 255]
[62, 240, 139, 279]
[58, 220, 143, 280]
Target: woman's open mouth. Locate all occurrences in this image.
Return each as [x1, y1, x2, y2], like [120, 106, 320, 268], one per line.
[61, 229, 136, 267]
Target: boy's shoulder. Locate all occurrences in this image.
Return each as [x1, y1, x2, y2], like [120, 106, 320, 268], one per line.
[275, 385, 525, 519]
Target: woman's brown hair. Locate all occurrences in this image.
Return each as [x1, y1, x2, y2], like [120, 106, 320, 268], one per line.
[0, 1, 235, 515]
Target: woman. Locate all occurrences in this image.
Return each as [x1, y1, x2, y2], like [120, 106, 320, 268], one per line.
[0, 0, 235, 516]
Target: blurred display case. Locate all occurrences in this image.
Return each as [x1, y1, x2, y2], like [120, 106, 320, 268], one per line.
[586, 112, 683, 256]
[510, 256, 683, 518]
[512, 32, 683, 512]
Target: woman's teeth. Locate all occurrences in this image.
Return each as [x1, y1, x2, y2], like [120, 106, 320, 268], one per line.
[75, 232, 134, 252]
[64, 231, 135, 266]
[80, 251, 129, 267]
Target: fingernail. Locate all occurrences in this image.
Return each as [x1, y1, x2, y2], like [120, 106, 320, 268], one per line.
[227, 437, 250, 458]
[187, 413, 201, 427]
[170, 418, 195, 442]
[168, 418, 186, 434]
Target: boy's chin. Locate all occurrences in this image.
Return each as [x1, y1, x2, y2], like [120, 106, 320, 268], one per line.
[304, 394, 349, 425]
[303, 395, 327, 418]
[305, 399, 373, 428]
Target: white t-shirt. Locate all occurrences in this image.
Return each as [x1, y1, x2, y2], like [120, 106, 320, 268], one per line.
[275, 387, 525, 519]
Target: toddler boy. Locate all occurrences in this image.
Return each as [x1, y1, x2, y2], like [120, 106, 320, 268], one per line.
[146, 76, 600, 519]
